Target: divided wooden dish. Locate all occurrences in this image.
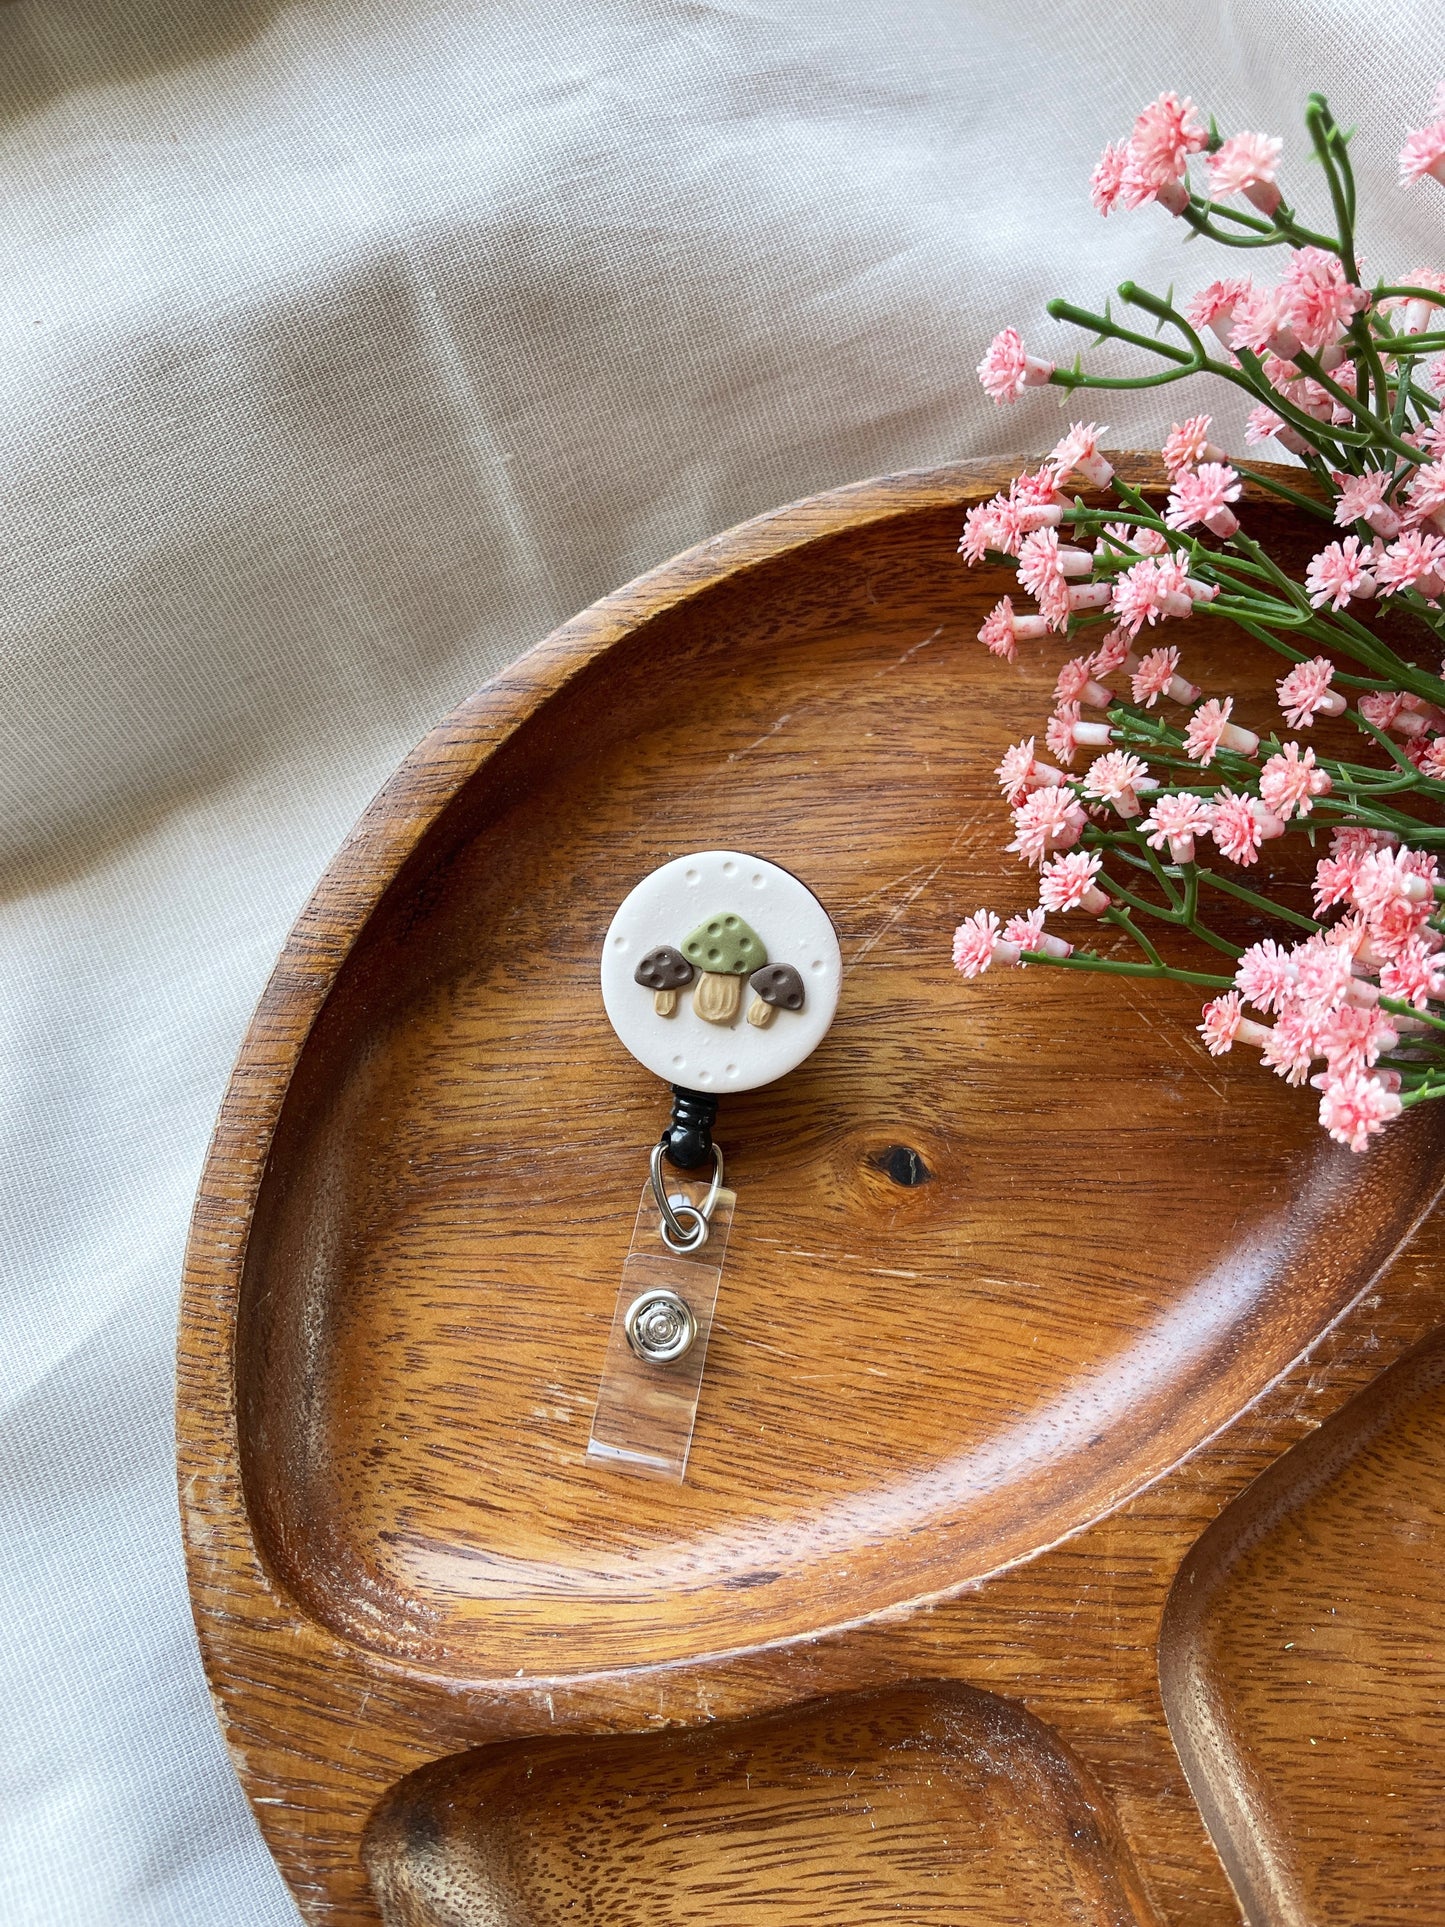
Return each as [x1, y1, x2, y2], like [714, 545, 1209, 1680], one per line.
[178, 460, 1445, 1925]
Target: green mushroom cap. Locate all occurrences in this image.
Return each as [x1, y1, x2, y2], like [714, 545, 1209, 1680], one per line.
[681, 912, 767, 976]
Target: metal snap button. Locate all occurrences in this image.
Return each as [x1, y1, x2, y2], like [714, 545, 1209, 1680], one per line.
[624, 1288, 697, 1364]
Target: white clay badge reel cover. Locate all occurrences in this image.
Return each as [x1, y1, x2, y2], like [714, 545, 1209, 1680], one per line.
[600, 851, 842, 1092]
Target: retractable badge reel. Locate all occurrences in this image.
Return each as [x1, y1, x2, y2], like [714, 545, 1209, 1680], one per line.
[587, 852, 841, 1481]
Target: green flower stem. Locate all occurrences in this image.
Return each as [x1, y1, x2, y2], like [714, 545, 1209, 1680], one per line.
[1179, 195, 1338, 254]
[1291, 350, 1423, 464]
[1045, 297, 1195, 365]
[1017, 949, 1234, 990]
[1212, 346, 1364, 452]
[1230, 460, 1336, 522]
[1307, 94, 1358, 281]
[1374, 286, 1445, 308]
[1193, 866, 1321, 933]
[1104, 906, 1166, 966]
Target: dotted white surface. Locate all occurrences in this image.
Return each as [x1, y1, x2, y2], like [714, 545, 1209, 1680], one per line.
[601, 852, 841, 1092]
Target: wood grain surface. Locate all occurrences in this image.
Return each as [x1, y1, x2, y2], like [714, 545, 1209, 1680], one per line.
[177, 460, 1445, 1925]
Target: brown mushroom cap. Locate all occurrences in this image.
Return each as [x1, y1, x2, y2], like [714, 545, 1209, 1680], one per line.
[635, 945, 694, 991]
[749, 962, 805, 1010]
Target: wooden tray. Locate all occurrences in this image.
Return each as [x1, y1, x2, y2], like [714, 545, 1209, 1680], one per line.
[178, 461, 1445, 1926]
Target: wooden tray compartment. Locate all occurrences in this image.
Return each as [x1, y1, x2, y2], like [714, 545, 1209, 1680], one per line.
[363, 1680, 1155, 1926]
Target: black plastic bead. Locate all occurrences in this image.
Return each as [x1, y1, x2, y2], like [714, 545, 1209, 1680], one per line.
[660, 1084, 719, 1170]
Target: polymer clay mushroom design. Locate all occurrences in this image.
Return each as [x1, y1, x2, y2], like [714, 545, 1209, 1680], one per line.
[682, 913, 766, 1025]
[633, 910, 807, 1030]
[633, 944, 693, 1016]
[746, 961, 805, 1028]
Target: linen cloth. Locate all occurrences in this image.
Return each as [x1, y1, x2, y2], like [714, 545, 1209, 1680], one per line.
[0, 2, 1439, 1919]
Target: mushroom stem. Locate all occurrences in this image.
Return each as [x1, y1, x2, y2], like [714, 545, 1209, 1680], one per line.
[693, 970, 742, 1025]
[746, 993, 775, 1028]
[654, 988, 679, 1017]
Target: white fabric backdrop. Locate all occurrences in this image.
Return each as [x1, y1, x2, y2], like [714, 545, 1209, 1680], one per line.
[0, 2, 1438, 1919]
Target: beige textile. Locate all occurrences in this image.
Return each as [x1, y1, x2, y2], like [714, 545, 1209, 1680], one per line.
[1, 2, 1439, 1919]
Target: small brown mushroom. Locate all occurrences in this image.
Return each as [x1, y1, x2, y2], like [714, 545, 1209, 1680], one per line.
[747, 961, 805, 1027]
[634, 945, 694, 1016]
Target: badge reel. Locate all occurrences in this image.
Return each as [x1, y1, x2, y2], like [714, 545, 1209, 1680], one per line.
[587, 851, 841, 1482]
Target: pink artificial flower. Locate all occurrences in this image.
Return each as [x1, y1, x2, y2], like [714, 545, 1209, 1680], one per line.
[1018, 527, 1100, 631]
[1208, 788, 1283, 866]
[1091, 141, 1130, 215]
[1293, 935, 1356, 1017]
[1380, 941, 1445, 1009]
[1185, 278, 1254, 347]
[1358, 691, 1427, 739]
[1206, 132, 1283, 213]
[1049, 701, 1113, 763]
[1380, 266, 1445, 340]
[1374, 529, 1445, 598]
[1012, 463, 1067, 509]
[1199, 989, 1276, 1056]
[953, 910, 1006, 978]
[1128, 92, 1208, 189]
[1131, 643, 1199, 708]
[1333, 469, 1402, 539]
[1337, 913, 1387, 961]
[1276, 656, 1346, 729]
[1245, 402, 1308, 456]
[1082, 748, 1153, 818]
[1143, 790, 1212, 864]
[1020, 527, 1095, 585]
[1235, 939, 1298, 1015]
[1054, 656, 1114, 709]
[1399, 119, 1445, 188]
[1279, 246, 1370, 356]
[1109, 556, 1202, 635]
[1370, 892, 1435, 962]
[1314, 827, 1393, 914]
[1230, 283, 1291, 356]
[978, 327, 1056, 404]
[1199, 991, 1242, 1054]
[1132, 169, 1191, 217]
[1161, 414, 1225, 477]
[1305, 535, 1377, 609]
[1016, 525, 1068, 610]
[995, 738, 1065, 805]
[1038, 849, 1110, 915]
[1404, 460, 1445, 532]
[1045, 702, 1082, 769]
[1166, 461, 1242, 537]
[1354, 844, 1437, 917]
[1259, 741, 1332, 819]
[960, 494, 1024, 563]
[1321, 1005, 1398, 1076]
[1008, 786, 1088, 865]
[1090, 627, 1137, 675]
[979, 595, 1047, 661]
[1185, 696, 1259, 765]
[1050, 422, 1114, 488]
[1262, 1001, 1324, 1085]
[1418, 736, 1445, 779]
[1001, 907, 1073, 961]
[1317, 1071, 1403, 1151]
